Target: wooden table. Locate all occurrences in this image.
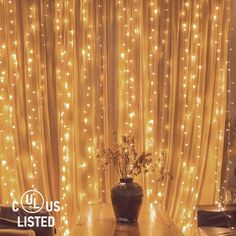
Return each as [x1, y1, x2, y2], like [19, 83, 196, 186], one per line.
[0, 229, 35, 236]
[198, 227, 236, 235]
[73, 204, 183, 236]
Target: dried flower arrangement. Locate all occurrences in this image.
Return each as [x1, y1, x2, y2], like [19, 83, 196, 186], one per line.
[96, 134, 153, 179]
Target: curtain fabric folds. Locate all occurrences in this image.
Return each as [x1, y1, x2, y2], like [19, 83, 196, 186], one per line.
[0, 0, 229, 235]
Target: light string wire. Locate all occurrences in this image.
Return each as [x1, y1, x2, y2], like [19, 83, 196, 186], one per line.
[218, 0, 235, 229]
[217, 0, 231, 206]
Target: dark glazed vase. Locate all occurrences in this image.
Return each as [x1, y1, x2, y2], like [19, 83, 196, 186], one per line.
[111, 177, 143, 223]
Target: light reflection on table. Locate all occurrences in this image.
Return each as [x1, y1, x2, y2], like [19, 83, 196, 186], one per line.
[73, 204, 183, 236]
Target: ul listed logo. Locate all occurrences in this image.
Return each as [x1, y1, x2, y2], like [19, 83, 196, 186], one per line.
[21, 190, 45, 213]
[12, 190, 45, 213]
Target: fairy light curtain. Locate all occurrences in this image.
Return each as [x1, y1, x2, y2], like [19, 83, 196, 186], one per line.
[0, 0, 230, 235]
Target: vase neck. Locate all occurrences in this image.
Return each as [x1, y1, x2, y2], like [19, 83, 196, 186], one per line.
[120, 177, 133, 183]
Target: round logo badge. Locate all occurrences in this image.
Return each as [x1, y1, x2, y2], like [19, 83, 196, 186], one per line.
[20, 190, 44, 213]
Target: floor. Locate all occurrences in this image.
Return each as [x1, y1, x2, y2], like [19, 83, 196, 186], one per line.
[73, 203, 183, 236]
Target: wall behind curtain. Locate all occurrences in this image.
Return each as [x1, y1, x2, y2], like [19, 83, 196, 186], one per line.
[0, 0, 230, 235]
